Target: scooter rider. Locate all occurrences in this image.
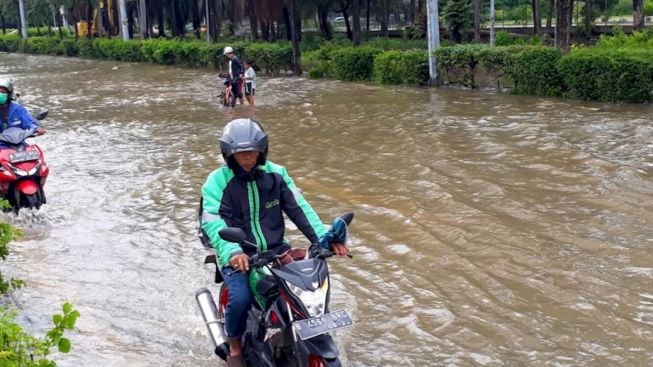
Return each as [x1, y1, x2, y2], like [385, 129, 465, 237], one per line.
[201, 118, 349, 367]
[0, 79, 46, 135]
[223, 46, 244, 105]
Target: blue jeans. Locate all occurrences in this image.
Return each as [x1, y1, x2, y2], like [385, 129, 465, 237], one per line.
[222, 266, 252, 338]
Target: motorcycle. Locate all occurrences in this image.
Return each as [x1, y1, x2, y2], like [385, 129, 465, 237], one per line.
[196, 213, 354, 367]
[0, 110, 49, 213]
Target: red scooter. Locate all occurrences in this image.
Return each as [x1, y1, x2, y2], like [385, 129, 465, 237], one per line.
[0, 110, 49, 213]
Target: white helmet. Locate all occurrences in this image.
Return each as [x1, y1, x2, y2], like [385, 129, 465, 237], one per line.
[223, 46, 234, 55]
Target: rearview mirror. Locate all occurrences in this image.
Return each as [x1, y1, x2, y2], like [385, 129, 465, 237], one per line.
[219, 227, 247, 243]
[338, 212, 354, 226]
[36, 109, 48, 120]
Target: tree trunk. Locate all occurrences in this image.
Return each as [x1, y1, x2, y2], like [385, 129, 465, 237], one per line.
[381, 0, 389, 37]
[532, 0, 541, 35]
[409, 0, 416, 23]
[473, 0, 481, 41]
[157, 6, 165, 37]
[86, 0, 93, 39]
[318, 7, 333, 40]
[139, 0, 148, 38]
[289, 0, 302, 75]
[282, 6, 292, 40]
[633, 0, 644, 30]
[555, 0, 572, 51]
[98, 0, 105, 37]
[584, 0, 591, 40]
[1, 13, 6, 34]
[547, 0, 554, 31]
[191, 0, 201, 39]
[247, 0, 258, 40]
[260, 20, 270, 41]
[128, 3, 135, 38]
[209, 0, 222, 42]
[366, 0, 370, 30]
[351, 0, 362, 45]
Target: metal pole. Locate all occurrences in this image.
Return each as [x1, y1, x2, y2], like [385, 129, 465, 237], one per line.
[490, 0, 495, 45]
[205, 0, 210, 42]
[426, 0, 440, 85]
[60, 6, 70, 35]
[118, 0, 129, 41]
[18, 0, 27, 39]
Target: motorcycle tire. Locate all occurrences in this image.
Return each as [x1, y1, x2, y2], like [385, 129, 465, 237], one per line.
[26, 194, 41, 210]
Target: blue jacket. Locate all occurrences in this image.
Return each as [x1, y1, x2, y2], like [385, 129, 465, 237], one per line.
[0, 103, 40, 132]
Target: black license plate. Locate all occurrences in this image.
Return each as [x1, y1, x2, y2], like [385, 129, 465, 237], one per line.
[9, 150, 40, 163]
[293, 310, 353, 340]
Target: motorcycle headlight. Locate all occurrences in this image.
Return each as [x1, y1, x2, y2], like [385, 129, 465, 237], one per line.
[287, 278, 329, 317]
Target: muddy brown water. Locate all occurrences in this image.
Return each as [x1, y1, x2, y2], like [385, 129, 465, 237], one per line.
[1, 52, 652, 367]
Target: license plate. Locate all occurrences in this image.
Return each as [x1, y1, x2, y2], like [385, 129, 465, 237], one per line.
[293, 310, 353, 340]
[9, 150, 39, 163]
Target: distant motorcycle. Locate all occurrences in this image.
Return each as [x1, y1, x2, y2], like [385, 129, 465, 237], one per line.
[196, 213, 354, 367]
[0, 110, 49, 213]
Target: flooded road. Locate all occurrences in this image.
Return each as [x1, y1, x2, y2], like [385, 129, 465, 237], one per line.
[1, 52, 652, 367]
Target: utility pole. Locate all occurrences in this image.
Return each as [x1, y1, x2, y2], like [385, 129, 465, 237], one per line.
[490, 0, 495, 45]
[60, 6, 70, 35]
[426, 0, 440, 85]
[205, 0, 210, 42]
[118, 0, 129, 41]
[18, 0, 27, 39]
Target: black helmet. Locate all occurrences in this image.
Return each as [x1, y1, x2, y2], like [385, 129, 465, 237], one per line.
[220, 118, 268, 169]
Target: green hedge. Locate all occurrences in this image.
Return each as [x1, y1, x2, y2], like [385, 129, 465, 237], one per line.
[434, 42, 653, 102]
[331, 47, 382, 81]
[0, 35, 293, 73]
[559, 48, 653, 103]
[504, 46, 564, 97]
[374, 50, 430, 85]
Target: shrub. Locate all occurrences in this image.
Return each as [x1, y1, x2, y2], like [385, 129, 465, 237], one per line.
[504, 46, 564, 97]
[559, 48, 653, 103]
[330, 47, 382, 81]
[435, 44, 487, 88]
[373, 49, 430, 85]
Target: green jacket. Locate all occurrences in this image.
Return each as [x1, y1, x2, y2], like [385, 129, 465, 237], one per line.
[201, 161, 327, 267]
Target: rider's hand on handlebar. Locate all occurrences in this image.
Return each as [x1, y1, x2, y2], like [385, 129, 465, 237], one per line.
[36, 127, 46, 136]
[330, 242, 350, 257]
[229, 253, 250, 272]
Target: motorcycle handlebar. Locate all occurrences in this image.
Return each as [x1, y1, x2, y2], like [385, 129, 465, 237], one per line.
[241, 244, 351, 270]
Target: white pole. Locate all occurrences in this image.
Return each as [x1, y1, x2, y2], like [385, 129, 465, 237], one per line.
[59, 6, 70, 35]
[205, 0, 210, 42]
[426, 0, 441, 85]
[18, 0, 27, 39]
[118, 0, 129, 41]
[490, 0, 495, 45]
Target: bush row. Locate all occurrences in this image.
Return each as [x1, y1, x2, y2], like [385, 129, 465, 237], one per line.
[0, 35, 293, 73]
[303, 43, 430, 85]
[435, 41, 653, 103]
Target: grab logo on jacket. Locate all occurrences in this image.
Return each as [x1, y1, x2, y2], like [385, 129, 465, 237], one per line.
[265, 199, 280, 209]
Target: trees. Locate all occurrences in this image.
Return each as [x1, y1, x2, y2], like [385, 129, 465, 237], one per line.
[555, 0, 573, 51]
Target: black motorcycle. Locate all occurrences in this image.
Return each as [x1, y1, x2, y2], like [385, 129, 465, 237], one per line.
[196, 213, 354, 367]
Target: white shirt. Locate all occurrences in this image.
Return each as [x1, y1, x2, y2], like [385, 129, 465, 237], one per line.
[244, 67, 256, 90]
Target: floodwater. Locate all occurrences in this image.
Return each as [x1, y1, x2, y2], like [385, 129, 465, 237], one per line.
[1, 52, 652, 367]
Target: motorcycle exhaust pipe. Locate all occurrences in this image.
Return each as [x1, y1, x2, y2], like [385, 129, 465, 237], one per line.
[195, 287, 230, 360]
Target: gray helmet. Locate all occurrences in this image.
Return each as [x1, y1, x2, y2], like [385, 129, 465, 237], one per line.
[220, 118, 268, 168]
[0, 79, 14, 99]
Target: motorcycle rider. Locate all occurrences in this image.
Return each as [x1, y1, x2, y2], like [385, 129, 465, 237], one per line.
[0, 79, 46, 135]
[201, 118, 349, 367]
[223, 46, 244, 105]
